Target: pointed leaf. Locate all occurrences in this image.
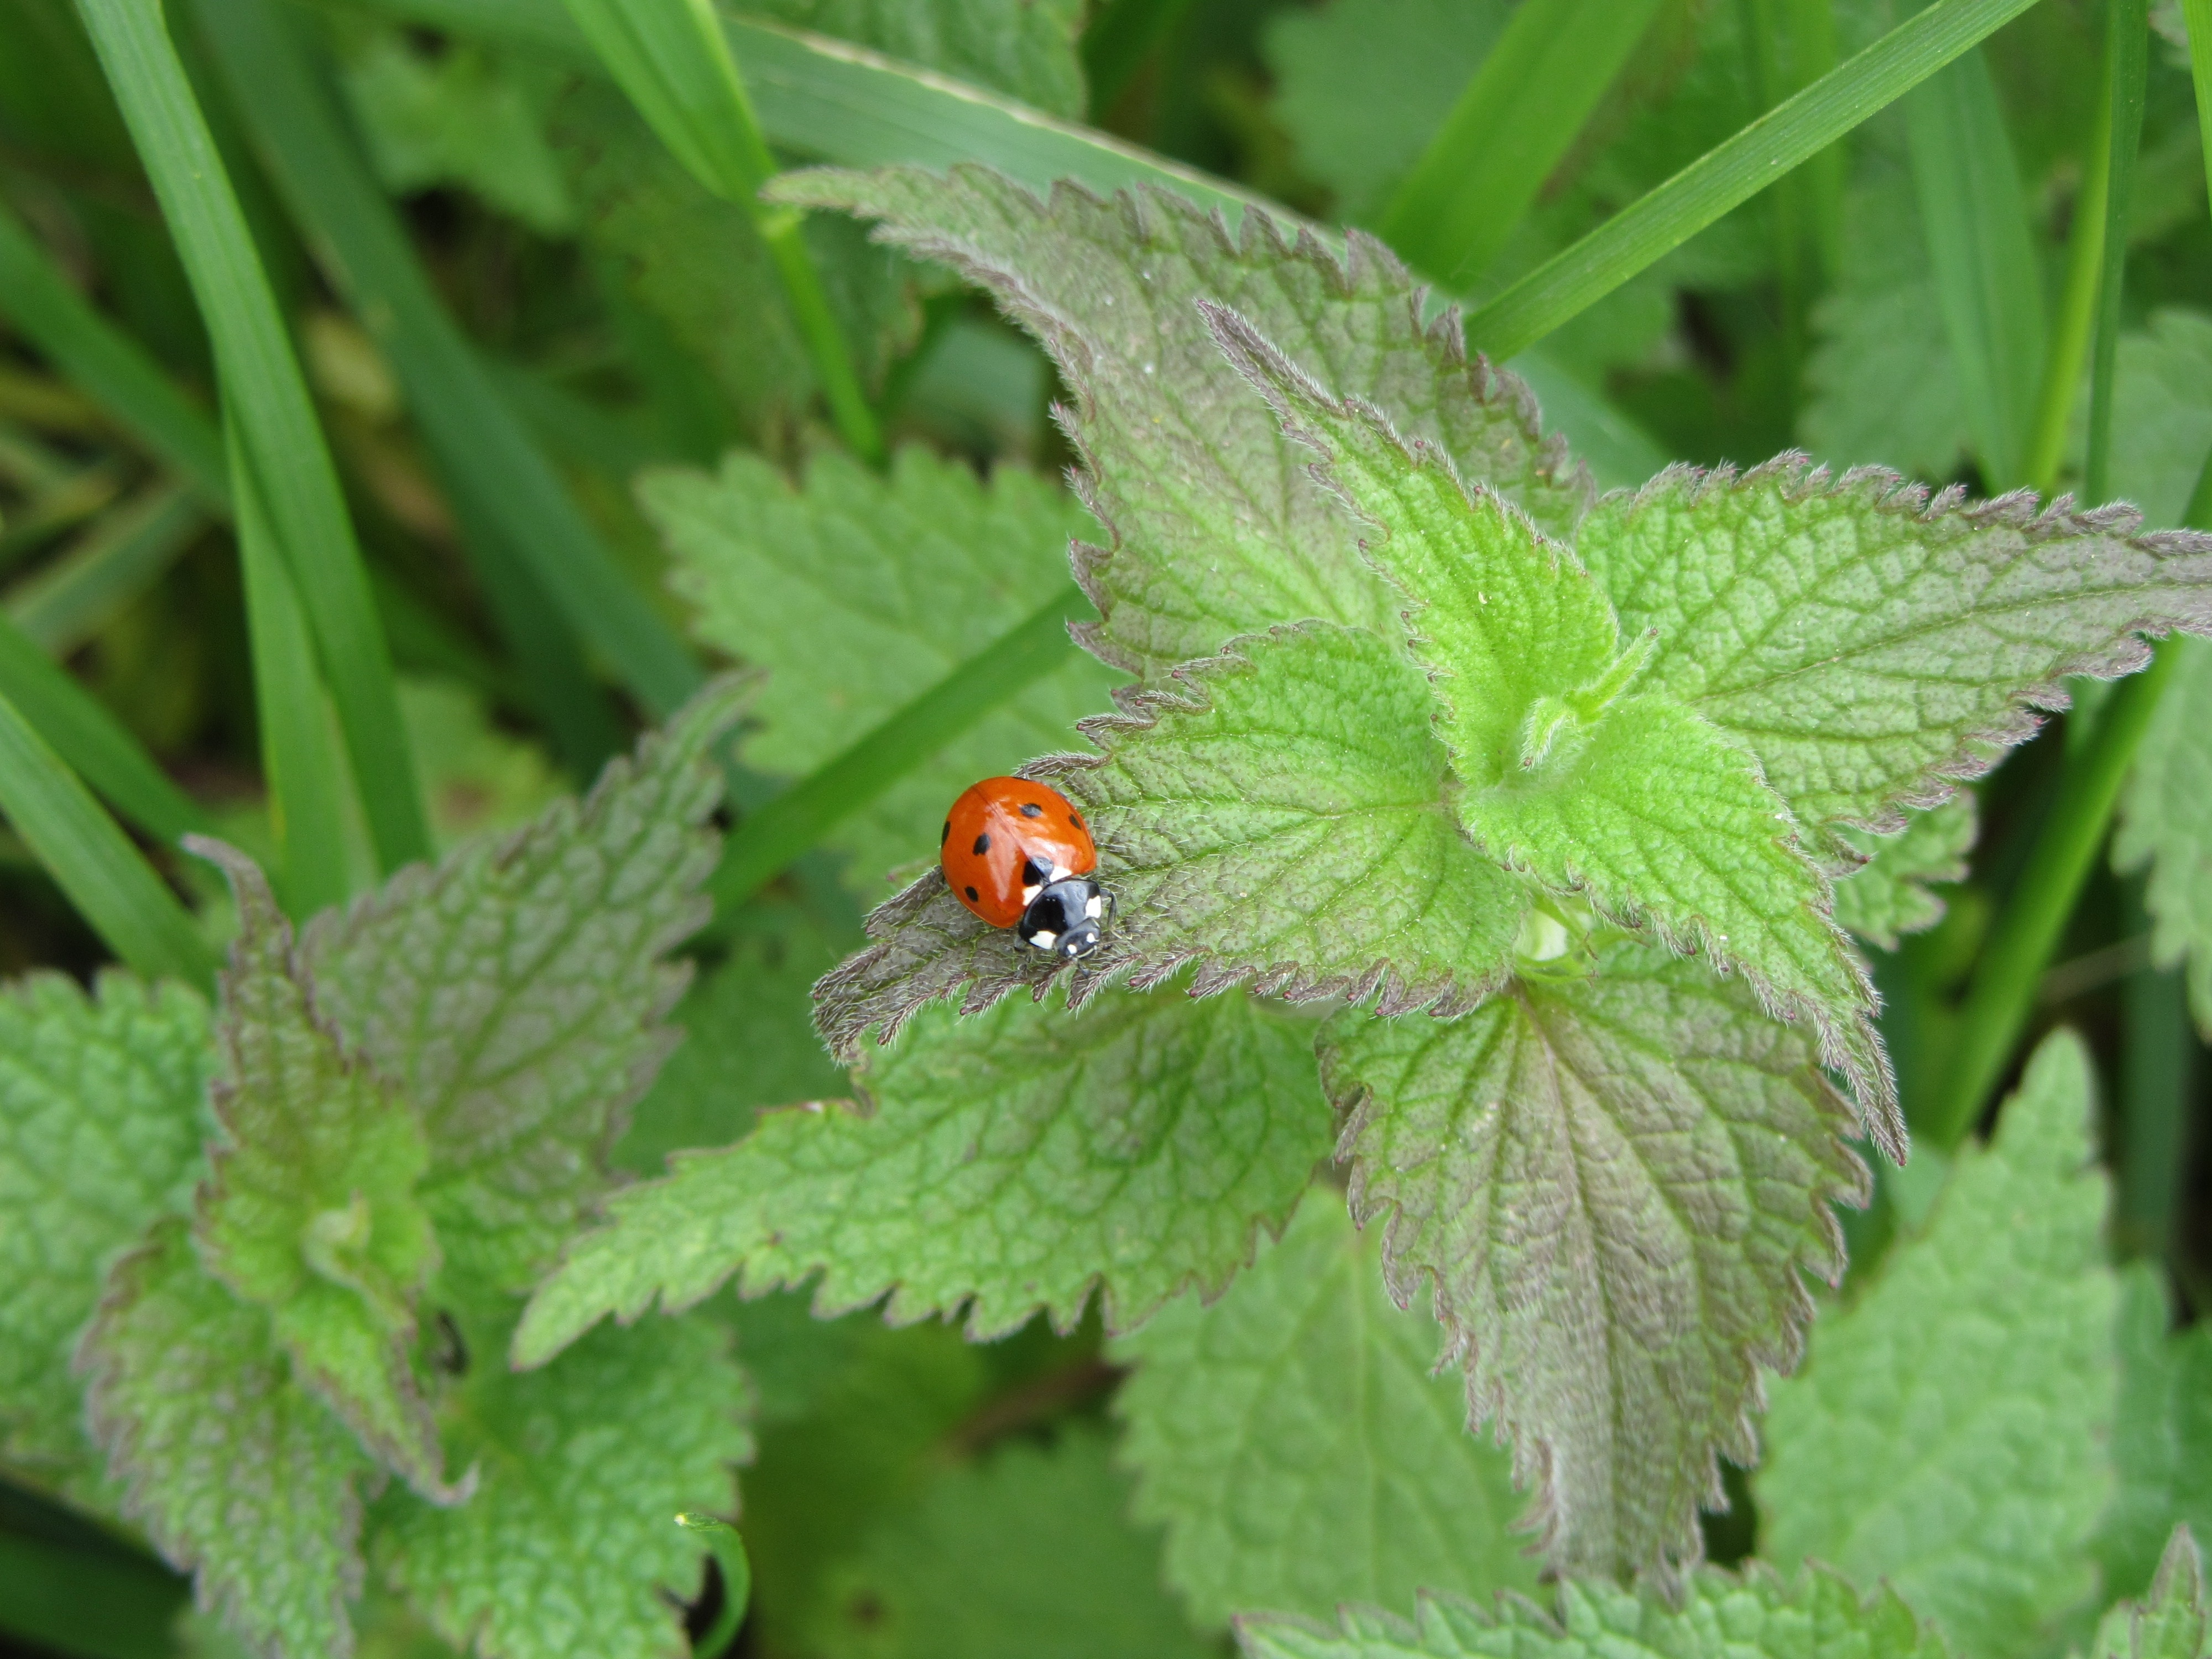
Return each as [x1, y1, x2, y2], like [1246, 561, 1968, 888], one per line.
[1755, 1030, 2119, 1659]
[1112, 1199, 1538, 1627]
[0, 972, 211, 1495]
[1235, 1562, 1950, 1659]
[2095, 1530, 2212, 1659]
[1574, 460, 2212, 834]
[375, 1314, 747, 1659]
[773, 164, 1592, 684]
[1318, 944, 1864, 1578]
[82, 1221, 373, 1659]
[812, 623, 1526, 1060]
[189, 843, 450, 1501]
[517, 981, 1327, 1364]
[1832, 798, 1976, 950]
[299, 676, 748, 1300]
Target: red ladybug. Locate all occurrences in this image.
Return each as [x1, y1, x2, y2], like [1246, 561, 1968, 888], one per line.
[941, 777, 1113, 959]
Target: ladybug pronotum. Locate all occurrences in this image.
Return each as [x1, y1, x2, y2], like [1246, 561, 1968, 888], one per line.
[940, 777, 1114, 959]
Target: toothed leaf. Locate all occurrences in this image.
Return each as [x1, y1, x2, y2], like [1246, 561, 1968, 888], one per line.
[299, 678, 746, 1302]
[2117, 637, 2212, 1036]
[1756, 1030, 2119, 1659]
[1235, 1561, 1950, 1659]
[374, 1314, 747, 1659]
[643, 447, 1119, 897]
[2095, 1530, 2212, 1659]
[191, 842, 450, 1501]
[1318, 943, 1864, 1579]
[0, 972, 211, 1498]
[1832, 798, 1976, 950]
[1575, 463, 2212, 834]
[771, 164, 1590, 685]
[1113, 1198, 1537, 1627]
[82, 1222, 373, 1659]
[516, 982, 1327, 1364]
[811, 624, 1526, 1060]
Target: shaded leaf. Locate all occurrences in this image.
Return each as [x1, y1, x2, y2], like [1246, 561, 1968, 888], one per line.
[738, 0, 1086, 119]
[2117, 637, 2212, 1036]
[1318, 943, 1864, 1579]
[1113, 1198, 1538, 1627]
[1832, 798, 1976, 950]
[2096, 1267, 2212, 1607]
[2111, 310, 2212, 531]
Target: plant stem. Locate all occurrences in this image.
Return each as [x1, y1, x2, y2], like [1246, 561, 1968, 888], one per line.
[2086, 0, 2151, 503]
[2020, 80, 2110, 496]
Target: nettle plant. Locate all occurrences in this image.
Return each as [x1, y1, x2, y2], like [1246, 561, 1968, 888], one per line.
[11, 159, 2212, 1659]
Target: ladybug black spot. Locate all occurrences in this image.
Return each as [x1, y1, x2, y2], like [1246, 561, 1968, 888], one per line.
[972, 833, 991, 856]
[964, 885, 979, 902]
[1070, 812, 1086, 830]
[940, 820, 950, 845]
[1019, 802, 1044, 818]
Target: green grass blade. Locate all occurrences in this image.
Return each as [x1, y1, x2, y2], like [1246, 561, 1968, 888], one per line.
[2021, 79, 2110, 495]
[0, 201, 228, 509]
[2188, 0, 2212, 214]
[1463, 0, 2048, 360]
[708, 582, 1085, 917]
[74, 0, 429, 873]
[4, 481, 207, 656]
[0, 683, 217, 986]
[231, 409, 353, 919]
[1378, 0, 1663, 286]
[2085, 0, 2151, 503]
[185, 0, 687, 746]
[0, 609, 207, 847]
[674, 1514, 750, 1657]
[1904, 46, 2046, 488]
[564, 0, 884, 463]
[1787, 0, 1845, 283]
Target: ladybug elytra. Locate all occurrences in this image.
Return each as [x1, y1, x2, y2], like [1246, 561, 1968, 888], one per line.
[941, 777, 1114, 959]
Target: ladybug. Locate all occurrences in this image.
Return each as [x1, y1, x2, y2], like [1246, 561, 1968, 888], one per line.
[941, 776, 1114, 960]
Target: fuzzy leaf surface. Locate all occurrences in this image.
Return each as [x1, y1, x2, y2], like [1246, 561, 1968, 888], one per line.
[300, 677, 744, 1301]
[2098, 1267, 2212, 1605]
[774, 164, 1590, 684]
[1832, 798, 1976, 950]
[2095, 1530, 2212, 1659]
[811, 624, 1527, 1058]
[517, 982, 1327, 1362]
[82, 1221, 373, 1659]
[1755, 1030, 2118, 1659]
[0, 972, 210, 1493]
[1576, 461, 2212, 834]
[375, 1314, 747, 1659]
[1113, 1198, 1536, 1627]
[1235, 1562, 1950, 1659]
[2117, 637, 2212, 1035]
[644, 447, 1119, 894]
[1318, 943, 1864, 1579]
[191, 842, 450, 1500]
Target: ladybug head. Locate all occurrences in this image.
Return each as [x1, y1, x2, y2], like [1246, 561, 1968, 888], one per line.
[1018, 877, 1112, 960]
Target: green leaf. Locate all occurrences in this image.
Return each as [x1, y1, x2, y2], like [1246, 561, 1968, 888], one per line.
[737, 0, 1086, 119]
[1832, 797, 1976, 950]
[373, 1314, 747, 1659]
[298, 676, 748, 1302]
[1214, 317, 1890, 1139]
[644, 446, 1119, 896]
[1575, 461, 2212, 836]
[1755, 1029, 2119, 1659]
[515, 979, 1326, 1364]
[2096, 1530, 2212, 1659]
[774, 164, 1592, 685]
[2096, 1267, 2212, 1607]
[0, 972, 211, 1495]
[82, 1221, 374, 1659]
[1112, 1198, 1538, 1628]
[811, 624, 1527, 1062]
[1235, 1561, 1950, 1659]
[189, 841, 454, 1503]
[1318, 942, 1865, 1579]
[802, 1426, 1208, 1659]
[2112, 310, 2212, 530]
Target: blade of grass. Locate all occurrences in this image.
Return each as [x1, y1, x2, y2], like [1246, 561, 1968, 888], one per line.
[0, 610, 207, 846]
[1375, 0, 1665, 287]
[562, 0, 884, 465]
[186, 0, 667, 762]
[4, 481, 207, 655]
[1463, 0, 2054, 361]
[1905, 46, 2046, 488]
[0, 684, 216, 986]
[230, 406, 352, 919]
[74, 0, 429, 873]
[2189, 0, 2212, 201]
[0, 201, 228, 509]
[1787, 0, 1845, 284]
[2117, 906, 2193, 1260]
[707, 581, 1086, 918]
[2021, 75, 2111, 495]
[2086, 0, 2151, 503]
[674, 1514, 751, 1657]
